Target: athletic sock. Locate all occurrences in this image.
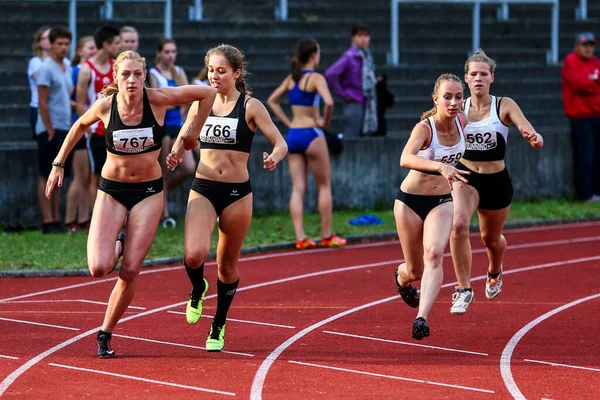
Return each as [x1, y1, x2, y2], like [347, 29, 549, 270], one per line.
[185, 260, 206, 294]
[97, 330, 112, 339]
[488, 271, 501, 279]
[213, 278, 239, 327]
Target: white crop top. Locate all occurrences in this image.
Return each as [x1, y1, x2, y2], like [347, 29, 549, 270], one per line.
[463, 95, 510, 161]
[416, 116, 466, 171]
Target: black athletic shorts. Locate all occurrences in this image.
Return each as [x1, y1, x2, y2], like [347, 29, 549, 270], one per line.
[191, 178, 252, 216]
[396, 189, 452, 221]
[456, 162, 513, 210]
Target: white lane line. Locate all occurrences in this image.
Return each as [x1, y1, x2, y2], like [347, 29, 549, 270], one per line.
[524, 359, 600, 373]
[288, 360, 494, 394]
[0, 317, 79, 331]
[2, 221, 596, 304]
[0, 299, 145, 311]
[249, 255, 600, 400]
[48, 363, 235, 396]
[0, 355, 19, 360]
[112, 334, 254, 357]
[167, 311, 296, 329]
[0, 259, 400, 396]
[500, 292, 600, 400]
[323, 331, 488, 356]
[2, 233, 599, 396]
[505, 220, 600, 234]
[77, 300, 146, 310]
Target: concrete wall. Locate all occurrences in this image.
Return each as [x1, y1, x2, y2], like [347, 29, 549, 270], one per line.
[0, 131, 573, 228]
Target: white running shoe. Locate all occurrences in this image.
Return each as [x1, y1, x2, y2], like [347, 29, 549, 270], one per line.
[450, 287, 475, 315]
[162, 217, 176, 228]
[485, 266, 503, 299]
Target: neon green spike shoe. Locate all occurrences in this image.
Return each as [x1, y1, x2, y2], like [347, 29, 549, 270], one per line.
[206, 323, 226, 351]
[186, 279, 209, 325]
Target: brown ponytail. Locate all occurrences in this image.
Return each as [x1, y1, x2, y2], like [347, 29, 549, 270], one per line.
[420, 73, 463, 121]
[291, 38, 319, 81]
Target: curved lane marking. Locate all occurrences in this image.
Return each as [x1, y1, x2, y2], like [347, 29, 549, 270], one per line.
[249, 255, 600, 399]
[500, 292, 600, 400]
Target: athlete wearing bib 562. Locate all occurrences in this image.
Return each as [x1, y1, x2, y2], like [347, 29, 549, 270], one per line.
[46, 51, 217, 359]
[393, 73, 470, 340]
[449, 49, 544, 315]
[167, 44, 287, 353]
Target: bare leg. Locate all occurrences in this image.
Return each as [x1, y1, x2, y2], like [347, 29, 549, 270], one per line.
[450, 184, 479, 289]
[393, 199, 425, 285]
[305, 136, 333, 238]
[478, 206, 511, 274]
[287, 153, 308, 241]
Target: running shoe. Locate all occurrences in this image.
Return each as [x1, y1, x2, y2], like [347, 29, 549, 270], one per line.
[296, 237, 317, 250]
[412, 317, 430, 340]
[161, 216, 177, 228]
[321, 234, 347, 247]
[485, 266, 503, 299]
[96, 331, 115, 358]
[450, 287, 475, 315]
[109, 231, 125, 274]
[394, 269, 419, 308]
[186, 279, 209, 325]
[206, 323, 226, 351]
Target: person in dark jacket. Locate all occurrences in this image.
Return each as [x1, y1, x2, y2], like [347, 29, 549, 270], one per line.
[561, 32, 600, 201]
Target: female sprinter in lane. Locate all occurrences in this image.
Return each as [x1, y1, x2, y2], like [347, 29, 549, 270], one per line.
[46, 51, 216, 358]
[167, 44, 288, 352]
[393, 73, 469, 339]
[149, 38, 194, 228]
[267, 37, 346, 250]
[449, 49, 544, 315]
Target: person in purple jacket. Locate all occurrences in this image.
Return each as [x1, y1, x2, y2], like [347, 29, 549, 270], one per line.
[325, 24, 378, 137]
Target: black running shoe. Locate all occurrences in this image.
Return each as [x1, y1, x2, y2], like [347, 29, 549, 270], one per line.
[412, 317, 430, 340]
[395, 269, 419, 308]
[97, 332, 116, 358]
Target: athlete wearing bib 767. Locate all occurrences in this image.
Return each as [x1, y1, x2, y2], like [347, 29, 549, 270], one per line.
[46, 51, 217, 358]
[449, 49, 544, 315]
[167, 44, 287, 352]
[393, 73, 470, 340]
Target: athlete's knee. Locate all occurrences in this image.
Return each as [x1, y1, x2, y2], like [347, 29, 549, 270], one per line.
[185, 247, 210, 269]
[423, 245, 444, 267]
[217, 260, 238, 281]
[292, 182, 307, 196]
[452, 216, 471, 238]
[88, 260, 110, 278]
[117, 264, 140, 284]
[481, 232, 505, 249]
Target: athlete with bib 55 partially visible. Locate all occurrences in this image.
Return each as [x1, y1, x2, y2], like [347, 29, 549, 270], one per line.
[46, 51, 217, 358]
[393, 73, 469, 340]
[167, 44, 288, 352]
[449, 49, 544, 315]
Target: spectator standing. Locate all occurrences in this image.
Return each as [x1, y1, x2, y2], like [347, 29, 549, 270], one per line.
[561, 32, 600, 201]
[35, 26, 73, 234]
[325, 24, 378, 137]
[120, 26, 139, 53]
[27, 25, 52, 137]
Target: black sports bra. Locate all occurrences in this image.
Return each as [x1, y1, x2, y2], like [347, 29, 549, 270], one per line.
[104, 89, 164, 155]
[199, 94, 255, 153]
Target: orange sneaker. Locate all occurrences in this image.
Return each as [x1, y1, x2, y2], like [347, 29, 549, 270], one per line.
[321, 234, 347, 247]
[296, 237, 317, 250]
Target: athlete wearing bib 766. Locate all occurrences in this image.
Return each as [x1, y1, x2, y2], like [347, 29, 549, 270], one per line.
[167, 44, 288, 352]
[449, 49, 544, 315]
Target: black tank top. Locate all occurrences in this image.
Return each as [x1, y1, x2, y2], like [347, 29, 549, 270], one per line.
[199, 94, 255, 153]
[105, 89, 164, 155]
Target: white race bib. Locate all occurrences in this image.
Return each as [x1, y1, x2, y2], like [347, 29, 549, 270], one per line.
[112, 127, 155, 153]
[200, 116, 238, 145]
[465, 130, 498, 151]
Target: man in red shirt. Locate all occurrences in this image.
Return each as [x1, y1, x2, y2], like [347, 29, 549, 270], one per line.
[561, 32, 600, 201]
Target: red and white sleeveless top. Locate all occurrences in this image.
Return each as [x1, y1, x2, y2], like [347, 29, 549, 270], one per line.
[85, 59, 114, 135]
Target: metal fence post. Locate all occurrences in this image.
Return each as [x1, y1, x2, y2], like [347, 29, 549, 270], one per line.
[472, 1, 481, 55]
[69, 0, 77, 59]
[391, 0, 399, 65]
[575, 0, 588, 21]
[104, 0, 113, 19]
[549, 0, 559, 64]
[164, 0, 172, 38]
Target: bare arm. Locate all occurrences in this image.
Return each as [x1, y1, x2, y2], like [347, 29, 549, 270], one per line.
[500, 97, 544, 149]
[38, 85, 54, 139]
[247, 97, 288, 171]
[312, 73, 334, 128]
[266, 75, 292, 128]
[46, 98, 109, 196]
[75, 64, 91, 118]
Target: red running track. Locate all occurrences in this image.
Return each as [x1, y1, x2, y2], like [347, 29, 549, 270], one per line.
[0, 221, 599, 399]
